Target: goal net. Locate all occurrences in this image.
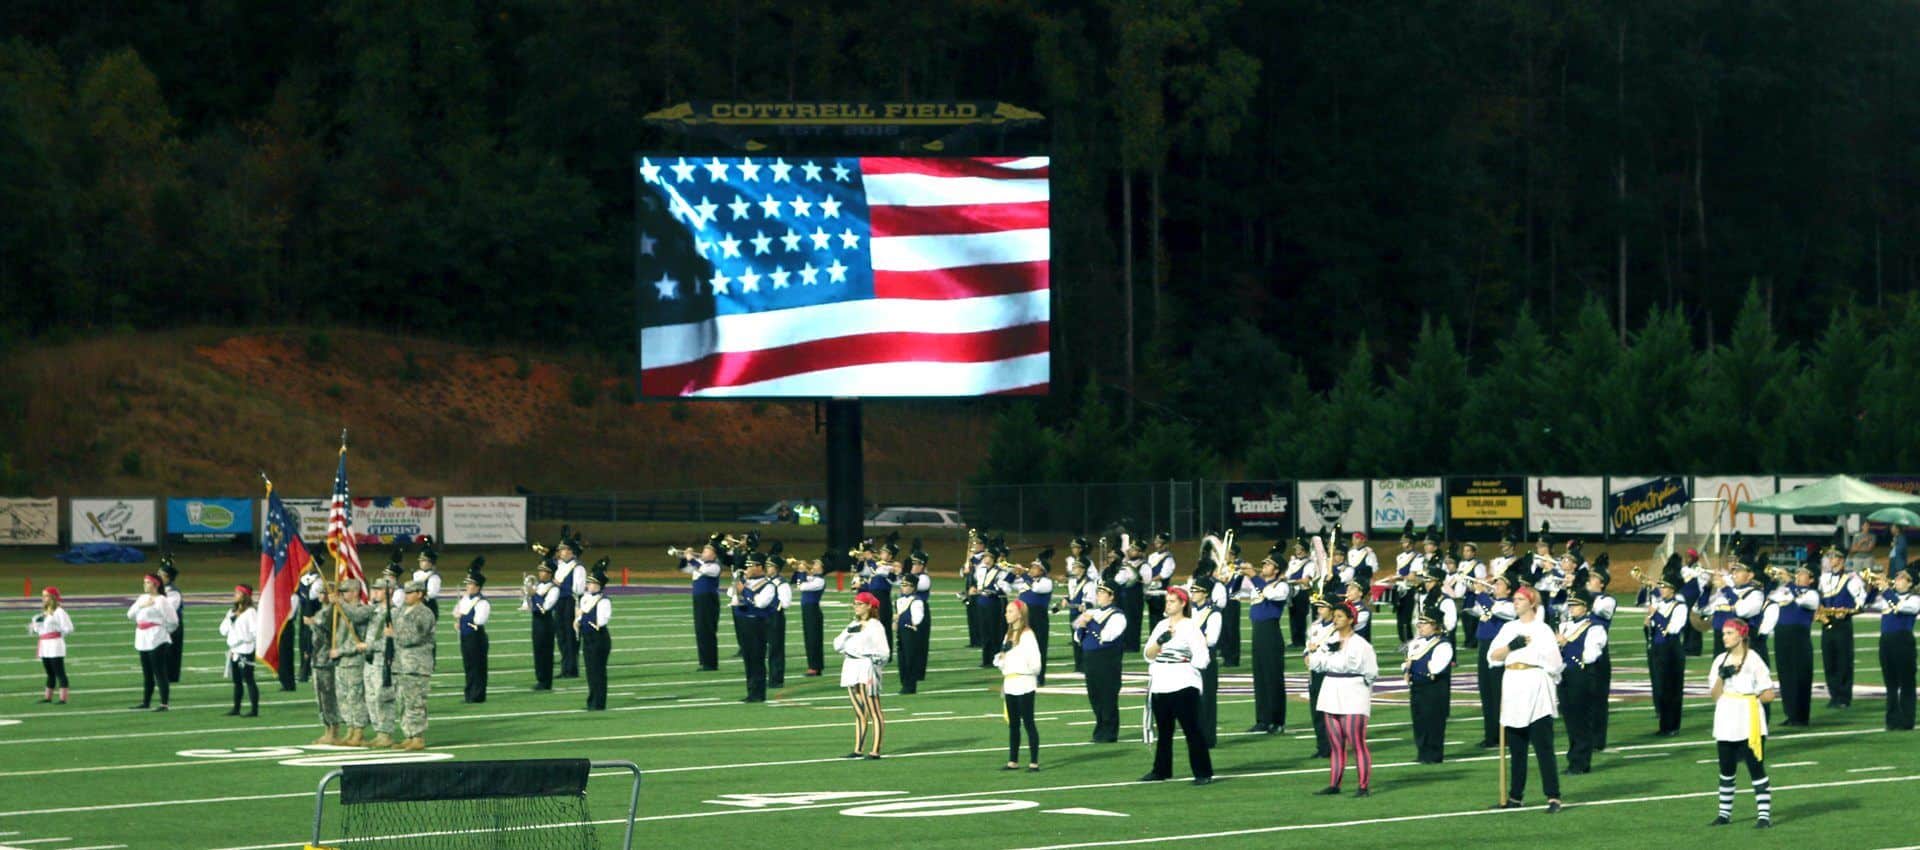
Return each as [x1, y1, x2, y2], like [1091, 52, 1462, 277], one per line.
[309, 759, 639, 850]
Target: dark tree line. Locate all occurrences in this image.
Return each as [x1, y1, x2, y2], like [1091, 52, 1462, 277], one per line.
[5, 1, 1920, 428]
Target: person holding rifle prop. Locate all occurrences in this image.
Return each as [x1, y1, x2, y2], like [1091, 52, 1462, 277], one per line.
[1489, 584, 1565, 813]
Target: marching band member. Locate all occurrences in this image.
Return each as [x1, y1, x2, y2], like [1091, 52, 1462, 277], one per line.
[1709, 560, 1765, 659]
[413, 537, 444, 619]
[1404, 602, 1454, 763]
[308, 582, 342, 743]
[579, 561, 613, 711]
[895, 557, 927, 695]
[682, 536, 725, 671]
[1308, 599, 1378, 795]
[798, 557, 828, 676]
[1556, 591, 1606, 774]
[996, 599, 1044, 771]
[1392, 528, 1421, 644]
[1121, 538, 1149, 650]
[910, 551, 935, 684]
[1470, 566, 1520, 748]
[1246, 550, 1290, 734]
[1413, 564, 1458, 640]
[220, 584, 261, 717]
[1582, 559, 1616, 750]
[1646, 561, 1690, 736]
[1817, 547, 1864, 708]
[1144, 532, 1178, 632]
[1490, 585, 1565, 813]
[1680, 548, 1711, 656]
[1708, 619, 1775, 828]
[1537, 554, 1571, 628]
[552, 537, 586, 679]
[1190, 573, 1225, 747]
[156, 557, 185, 684]
[869, 537, 901, 649]
[1061, 538, 1091, 673]
[964, 529, 989, 648]
[1454, 542, 1485, 648]
[298, 559, 324, 685]
[1305, 597, 1336, 758]
[128, 573, 177, 711]
[1018, 549, 1055, 686]
[1075, 581, 1128, 743]
[1868, 568, 1918, 730]
[836, 591, 891, 758]
[525, 560, 559, 691]
[390, 579, 437, 750]
[29, 587, 71, 704]
[1286, 538, 1314, 648]
[455, 560, 491, 703]
[977, 541, 1014, 667]
[1347, 531, 1379, 591]
[1767, 564, 1817, 726]
[1141, 586, 1214, 785]
[734, 553, 777, 702]
[767, 548, 791, 688]
[1216, 544, 1244, 665]
[1341, 581, 1373, 642]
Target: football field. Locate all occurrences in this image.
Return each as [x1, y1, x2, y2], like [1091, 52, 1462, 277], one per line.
[2, 589, 1915, 850]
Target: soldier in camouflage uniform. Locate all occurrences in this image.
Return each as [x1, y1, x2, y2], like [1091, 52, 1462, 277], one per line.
[391, 579, 438, 750]
[307, 582, 342, 744]
[357, 578, 398, 747]
[333, 578, 370, 747]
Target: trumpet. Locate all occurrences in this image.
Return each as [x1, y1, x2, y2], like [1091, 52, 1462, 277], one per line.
[1864, 566, 1890, 588]
[531, 542, 549, 556]
[667, 546, 690, 558]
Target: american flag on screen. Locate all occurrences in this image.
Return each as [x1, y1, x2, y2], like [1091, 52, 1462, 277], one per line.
[636, 155, 1051, 397]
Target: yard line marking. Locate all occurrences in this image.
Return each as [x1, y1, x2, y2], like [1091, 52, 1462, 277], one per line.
[1850, 766, 1896, 773]
[1621, 753, 1669, 759]
[1772, 761, 1818, 768]
[912, 711, 956, 716]
[4, 839, 75, 845]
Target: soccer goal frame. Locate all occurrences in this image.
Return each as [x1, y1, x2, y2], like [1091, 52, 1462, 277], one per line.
[309, 759, 642, 850]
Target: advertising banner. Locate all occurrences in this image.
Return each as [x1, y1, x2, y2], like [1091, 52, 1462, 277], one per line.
[1297, 480, 1366, 535]
[442, 497, 528, 545]
[1690, 477, 1777, 538]
[70, 498, 158, 545]
[348, 497, 438, 547]
[261, 498, 331, 546]
[1447, 477, 1525, 540]
[0, 498, 58, 545]
[166, 498, 255, 543]
[1370, 478, 1445, 533]
[1607, 475, 1691, 537]
[1775, 477, 1839, 536]
[1527, 477, 1605, 535]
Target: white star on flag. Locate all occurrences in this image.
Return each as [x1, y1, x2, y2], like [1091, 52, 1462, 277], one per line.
[831, 163, 851, 181]
[770, 157, 793, 182]
[818, 197, 841, 219]
[709, 269, 732, 295]
[694, 237, 713, 258]
[639, 232, 657, 256]
[653, 272, 678, 299]
[670, 157, 697, 182]
[838, 228, 860, 249]
[768, 265, 791, 289]
[799, 262, 820, 285]
[739, 266, 762, 293]
[717, 234, 742, 258]
[749, 231, 772, 255]
[693, 196, 718, 224]
[809, 227, 832, 250]
[704, 157, 731, 181]
[737, 158, 761, 181]
[789, 196, 812, 217]
[728, 195, 751, 220]
[780, 229, 802, 252]
[800, 161, 823, 181]
[826, 259, 849, 283]
[759, 196, 784, 218]
[639, 158, 662, 184]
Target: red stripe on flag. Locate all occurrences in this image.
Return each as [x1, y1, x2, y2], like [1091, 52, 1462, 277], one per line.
[640, 323, 1051, 395]
[869, 202, 1050, 237]
[256, 536, 309, 674]
[873, 261, 1050, 300]
[989, 382, 1050, 396]
[859, 157, 1049, 179]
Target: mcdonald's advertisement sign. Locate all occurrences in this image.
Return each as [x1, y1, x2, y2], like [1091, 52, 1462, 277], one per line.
[1690, 476, 1777, 536]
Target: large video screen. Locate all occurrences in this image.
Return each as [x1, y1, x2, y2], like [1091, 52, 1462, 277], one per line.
[636, 155, 1050, 398]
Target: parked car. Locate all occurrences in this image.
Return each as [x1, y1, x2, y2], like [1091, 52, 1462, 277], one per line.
[866, 506, 966, 528]
[737, 499, 823, 524]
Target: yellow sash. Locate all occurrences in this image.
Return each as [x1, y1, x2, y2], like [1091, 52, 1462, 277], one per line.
[1729, 692, 1764, 760]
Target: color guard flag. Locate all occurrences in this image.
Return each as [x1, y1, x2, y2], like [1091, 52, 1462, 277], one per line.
[257, 479, 313, 673]
[327, 444, 367, 602]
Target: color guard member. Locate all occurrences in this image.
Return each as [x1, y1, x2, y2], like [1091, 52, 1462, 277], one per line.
[1708, 619, 1775, 828]
[1308, 600, 1378, 795]
[29, 587, 72, 705]
[220, 584, 261, 717]
[836, 591, 890, 758]
[1140, 587, 1213, 785]
[1490, 585, 1564, 813]
[390, 579, 436, 750]
[129, 573, 177, 711]
[308, 581, 341, 743]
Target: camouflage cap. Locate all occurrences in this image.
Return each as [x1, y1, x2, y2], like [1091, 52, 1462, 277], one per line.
[403, 579, 427, 593]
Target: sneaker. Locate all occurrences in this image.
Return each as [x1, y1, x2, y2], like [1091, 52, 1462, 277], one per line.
[1546, 800, 1561, 814]
[1192, 777, 1215, 786]
[1354, 788, 1371, 798]
[1498, 801, 1523, 810]
[1314, 786, 1341, 796]
[1710, 816, 1730, 826]
[1755, 819, 1771, 829]
[153, 705, 169, 712]
[1245, 724, 1270, 734]
[1139, 772, 1169, 782]
[130, 703, 151, 710]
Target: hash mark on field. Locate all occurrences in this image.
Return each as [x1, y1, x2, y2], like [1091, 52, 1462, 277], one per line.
[1850, 766, 1896, 773]
[912, 711, 955, 716]
[1772, 761, 1818, 768]
[1622, 753, 1670, 759]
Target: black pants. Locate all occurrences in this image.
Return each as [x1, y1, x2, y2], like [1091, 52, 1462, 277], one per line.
[897, 625, 921, 693]
[1773, 625, 1813, 724]
[1200, 659, 1220, 747]
[1410, 674, 1451, 762]
[530, 615, 555, 688]
[1030, 608, 1050, 686]
[768, 610, 787, 688]
[228, 659, 258, 712]
[1461, 610, 1481, 649]
[555, 596, 579, 677]
[803, 603, 825, 672]
[1289, 594, 1311, 648]
[1394, 591, 1415, 643]
[1222, 600, 1242, 666]
[1883, 630, 1917, 730]
[1822, 619, 1855, 706]
[966, 593, 982, 647]
[1308, 672, 1329, 756]
[1477, 642, 1503, 746]
[874, 592, 895, 651]
[1149, 687, 1213, 780]
[1590, 655, 1612, 750]
[1648, 639, 1686, 733]
[138, 649, 170, 706]
[1683, 619, 1704, 656]
[582, 627, 610, 710]
[1146, 592, 1166, 635]
[1124, 587, 1144, 651]
[739, 616, 769, 701]
[42, 657, 68, 689]
[460, 628, 489, 702]
[693, 592, 720, 670]
[167, 627, 184, 683]
[1005, 691, 1039, 763]
[1505, 715, 1561, 802]
[1250, 618, 1287, 729]
[1070, 614, 1085, 672]
[1083, 647, 1122, 742]
[979, 598, 1006, 668]
[299, 619, 313, 681]
[278, 617, 297, 691]
[1559, 666, 1598, 772]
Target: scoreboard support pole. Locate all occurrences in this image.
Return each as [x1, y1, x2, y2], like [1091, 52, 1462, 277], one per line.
[825, 399, 864, 573]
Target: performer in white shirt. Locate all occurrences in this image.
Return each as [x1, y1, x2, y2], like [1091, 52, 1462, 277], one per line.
[1139, 587, 1214, 785]
[220, 584, 261, 717]
[995, 599, 1044, 771]
[1404, 603, 1455, 763]
[835, 591, 891, 759]
[577, 563, 614, 711]
[1556, 592, 1608, 774]
[29, 587, 73, 704]
[454, 561, 491, 703]
[128, 573, 178, 711]
[1308, 600, 1379, 796]
[1708, 619, 1776, 828]
[1489, 585, 1565, 812]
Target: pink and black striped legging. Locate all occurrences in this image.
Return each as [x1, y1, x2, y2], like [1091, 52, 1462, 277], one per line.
[1325, 713, 1371, 789]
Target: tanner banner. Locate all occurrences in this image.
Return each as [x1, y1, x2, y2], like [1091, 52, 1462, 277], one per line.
[349, 497, 437, 546]
[70, 498, 158, 545]
[1370, 478, 1445, 533]
[260, 498, 330, 545]
[167, 498, 255, 544]
[1446, 477, 1525, 540]
[1298, 480, 1366, 536]
[0, 498, 58, 545]
[1223, 482, 1294, 532]
[1527, 477, 1605, 535]
[1608, 475, 1691, 537]
[442, 497, 528, 545]
[1690, 477, 1777, 537]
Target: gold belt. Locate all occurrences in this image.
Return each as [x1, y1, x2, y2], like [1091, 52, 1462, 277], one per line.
[1506, 662, 1536, 671]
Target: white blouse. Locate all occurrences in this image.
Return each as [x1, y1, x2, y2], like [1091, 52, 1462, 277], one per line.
[1308, 633, 1378, 716]
[1142, 618, 1210, 694]
[128, 594, 178, 651]
[220, 606, 260, 660]
[1491, 617, 1563, 727]
[996, 630, 1044, 695]
[30, 608, 73, 658]
[1709, 650, 1775, 742]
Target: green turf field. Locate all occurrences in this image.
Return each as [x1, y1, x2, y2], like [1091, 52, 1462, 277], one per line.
[1, 588, 1914, 850]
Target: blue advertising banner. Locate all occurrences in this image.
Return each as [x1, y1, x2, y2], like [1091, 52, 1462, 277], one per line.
[1607, 475, 1690, 537]
[167, 498, 255, 543]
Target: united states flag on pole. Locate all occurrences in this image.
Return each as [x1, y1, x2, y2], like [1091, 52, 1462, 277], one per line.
[327, 448, 367, 602]
[636, 155, 1050, 397]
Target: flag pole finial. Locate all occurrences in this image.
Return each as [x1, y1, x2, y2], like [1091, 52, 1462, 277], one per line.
[340, 428, 349, 453]
[259, 470, 272, 496]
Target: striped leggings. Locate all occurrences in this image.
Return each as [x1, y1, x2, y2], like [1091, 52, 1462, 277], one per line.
[1716, 739, 1770, 822]
[1325, 713, 1371, 789]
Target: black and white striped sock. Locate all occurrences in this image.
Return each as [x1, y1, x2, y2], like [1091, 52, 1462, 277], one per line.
[1753, 777, 1771, 822]
[1718, 775, 1737, 818]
